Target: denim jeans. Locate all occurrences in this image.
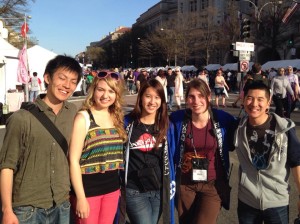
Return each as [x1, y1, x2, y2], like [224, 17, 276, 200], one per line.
[13, 200, 70, 224]
[237, 200, 289, 224]
[126, 188, 161, 224]
[29, 90, 39, 102]
[167, 87, 175, 110]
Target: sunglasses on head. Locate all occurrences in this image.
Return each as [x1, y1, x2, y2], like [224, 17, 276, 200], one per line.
[97, 71, 120, 81]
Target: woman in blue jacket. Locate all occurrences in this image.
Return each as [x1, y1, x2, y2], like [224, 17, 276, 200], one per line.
[170, 79, 237, 224]
[123, 79, 176, 224]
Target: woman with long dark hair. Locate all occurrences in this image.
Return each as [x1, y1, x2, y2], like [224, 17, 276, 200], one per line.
[123, 79, 176, 224]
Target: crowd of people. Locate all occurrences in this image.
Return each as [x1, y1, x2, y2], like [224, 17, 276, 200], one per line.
[0, 56, 300, 224]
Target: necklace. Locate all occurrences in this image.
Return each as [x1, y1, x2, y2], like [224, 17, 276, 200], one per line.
[140, 122, 153, 132]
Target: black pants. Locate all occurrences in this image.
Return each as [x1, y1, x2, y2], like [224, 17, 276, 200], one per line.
[273, 96, 287, 118]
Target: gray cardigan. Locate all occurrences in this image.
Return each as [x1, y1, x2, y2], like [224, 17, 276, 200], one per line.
[270, 75, 294, 98]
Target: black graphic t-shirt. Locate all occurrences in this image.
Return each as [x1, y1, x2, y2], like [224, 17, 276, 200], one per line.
[246, 115, 276, 170]
[127, 122, 163, 190]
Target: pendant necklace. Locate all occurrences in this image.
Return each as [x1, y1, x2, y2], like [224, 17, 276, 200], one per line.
[141, 122, 151, 132]
[139, 119, 154, 133]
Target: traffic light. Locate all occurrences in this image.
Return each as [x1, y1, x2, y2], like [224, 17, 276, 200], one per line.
[240, 18, 251, 39]
[287, 35, 294, 48]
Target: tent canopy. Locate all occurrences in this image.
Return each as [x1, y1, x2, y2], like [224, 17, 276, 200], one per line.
[204, 64, 221, 71]
[27, 45, 58, 90]
[181, 65, 197, 71]
[261, 59, 300, 71]
[0, 36, 19, 58]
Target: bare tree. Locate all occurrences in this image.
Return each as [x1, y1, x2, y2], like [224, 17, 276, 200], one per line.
[0, 0, 35, 48]
[85, 46, 106, 69]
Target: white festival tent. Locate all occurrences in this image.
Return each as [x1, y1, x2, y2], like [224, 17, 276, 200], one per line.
[27, 45, 58, 90]
[0, 36, 19, 104]
[261, 59, 300, 71]
[204, 64, 222, 71]
[181, 65, 198, 72]
[0, 39, 58, 104]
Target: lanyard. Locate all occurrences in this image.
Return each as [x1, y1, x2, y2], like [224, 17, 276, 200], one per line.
[189, 120, 209, 158]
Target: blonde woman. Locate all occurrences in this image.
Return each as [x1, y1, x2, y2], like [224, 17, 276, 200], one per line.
[214, 69, 229, 107]
[69, 71, 127, 224]
[174, 67, 184, 110]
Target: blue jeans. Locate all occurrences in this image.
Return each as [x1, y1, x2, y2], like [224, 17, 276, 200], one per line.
[167, 87, 175, 110]
[29, 90, 39, 102]
[126, 188, 161, 224]
[13, 200, 70, 224]
[237, 200, 289, 224]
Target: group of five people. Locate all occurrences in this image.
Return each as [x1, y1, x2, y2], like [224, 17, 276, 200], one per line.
[0, 55, 300, 224]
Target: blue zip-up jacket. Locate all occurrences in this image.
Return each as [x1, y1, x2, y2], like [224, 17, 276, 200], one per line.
[170, 108, 237, 209]
[124, 115, 176, 224]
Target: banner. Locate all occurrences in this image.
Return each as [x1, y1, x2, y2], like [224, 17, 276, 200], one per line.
[21, 22, 29, 37]
[282, 2, 300, 24]
[17, 45, 28, 84]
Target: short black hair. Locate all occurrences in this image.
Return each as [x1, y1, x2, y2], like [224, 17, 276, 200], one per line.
[44, 55, 82, 89]
[244, 81, 271, 100]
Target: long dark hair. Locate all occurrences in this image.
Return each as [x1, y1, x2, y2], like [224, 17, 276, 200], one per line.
[129, 79, 169, 149]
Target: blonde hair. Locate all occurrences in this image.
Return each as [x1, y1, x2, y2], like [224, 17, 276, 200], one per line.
[81, 75, 127, 142]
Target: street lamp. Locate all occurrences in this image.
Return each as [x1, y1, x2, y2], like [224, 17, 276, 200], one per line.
[240, 0, 282, 22]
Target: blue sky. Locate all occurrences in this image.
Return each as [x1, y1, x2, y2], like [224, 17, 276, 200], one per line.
[29, 0, 159, 57]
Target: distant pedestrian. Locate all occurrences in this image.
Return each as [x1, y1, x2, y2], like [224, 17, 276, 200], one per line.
[127, 70, 135, 95]
[285, 65, 299, 117]
[270, 67, 295, 118]
[166, 67, 176, 111]
[0, 55, 82, 224]
[174, 67, 184, 110]
[29, 71, 42, 102]
[155, 69, 168, 102]
[214, 69, 229, 108]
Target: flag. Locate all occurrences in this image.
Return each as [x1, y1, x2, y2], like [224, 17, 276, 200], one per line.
[17, 45, 28, 84]
[21, 22, 29, 37]
[282, 2, 300, 24]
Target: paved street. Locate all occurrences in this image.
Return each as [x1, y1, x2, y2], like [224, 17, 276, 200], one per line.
[0, 92, 300, 223]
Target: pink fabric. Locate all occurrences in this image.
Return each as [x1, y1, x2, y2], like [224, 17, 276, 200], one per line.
[17, 45, 28, 84]
[71, 189, 120, 224]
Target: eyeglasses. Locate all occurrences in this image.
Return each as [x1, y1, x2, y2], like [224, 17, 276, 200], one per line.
[175, 70, 180, 72]
[97, 71, 120, 81]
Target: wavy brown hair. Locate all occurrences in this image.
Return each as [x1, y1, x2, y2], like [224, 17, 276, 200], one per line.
[129, 79, 169, 149]
[81, 72, 127, 142]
